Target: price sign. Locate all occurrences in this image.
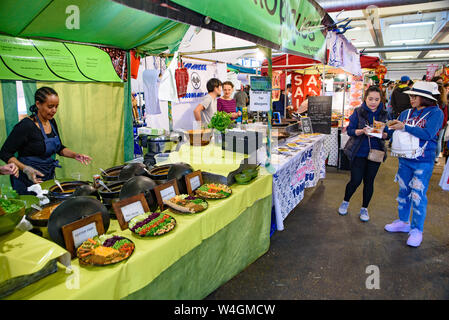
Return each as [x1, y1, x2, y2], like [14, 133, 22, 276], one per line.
[300, 117, 313, 134]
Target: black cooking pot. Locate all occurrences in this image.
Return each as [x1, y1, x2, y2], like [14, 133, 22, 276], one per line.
[72, 184, 100, 200]
[167, 162, 194, 194]
[98, 180, 126, 209]
[101, 165, 126, 182]
[48, 181, 91, 202]
[25, 201, 63, 228]
[146, 164, 172, 185]
[118, 163, 148, 181]
[119, 176, 158, 212]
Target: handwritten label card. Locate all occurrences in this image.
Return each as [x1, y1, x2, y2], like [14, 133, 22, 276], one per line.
[112, 193, 150, 230]
[62, 212, 105, 258]
[154, 179, 180, 211]
[72, 222, 98, 249]
[185, 170, 204, 196]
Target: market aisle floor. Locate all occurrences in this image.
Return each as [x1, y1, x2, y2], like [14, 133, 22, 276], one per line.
[206, 156, 449, 300]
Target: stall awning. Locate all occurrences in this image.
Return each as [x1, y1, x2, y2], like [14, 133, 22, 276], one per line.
[0, 0, 189, 54]
[227, 64, 257, 75]
[261, 54, 321, 73]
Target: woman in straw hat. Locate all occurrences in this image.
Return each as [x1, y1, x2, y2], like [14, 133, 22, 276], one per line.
[385, 81, 444, 247]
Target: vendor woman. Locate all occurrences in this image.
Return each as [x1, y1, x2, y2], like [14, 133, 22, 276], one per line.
[0, 87, 92, 195]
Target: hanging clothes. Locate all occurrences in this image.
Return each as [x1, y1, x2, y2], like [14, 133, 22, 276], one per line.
[142, 69, 161, 115]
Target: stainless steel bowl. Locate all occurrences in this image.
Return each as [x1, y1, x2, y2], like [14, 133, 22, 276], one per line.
[142, 132, 182, 154]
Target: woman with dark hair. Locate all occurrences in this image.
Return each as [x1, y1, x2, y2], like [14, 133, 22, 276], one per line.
[0, 87, 92, 195]
[385, 81, 444, 247]
[339, 86, 391, 221]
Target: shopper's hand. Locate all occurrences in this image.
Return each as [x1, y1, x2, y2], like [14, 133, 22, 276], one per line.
[355, 129, 365, 136]
[75, 153, 92, 165]
[0, 163, 19, 177]
[23, 166, 45, 184]
[363, 127, 371, 135]
[389, 121, 405, 131]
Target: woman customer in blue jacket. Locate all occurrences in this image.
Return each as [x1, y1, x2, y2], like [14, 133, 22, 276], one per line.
[339, 86, 391, 221]
[385, 81, 443, 247]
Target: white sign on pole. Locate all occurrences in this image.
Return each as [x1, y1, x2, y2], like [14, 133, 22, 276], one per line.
[249, 90, 271, 112]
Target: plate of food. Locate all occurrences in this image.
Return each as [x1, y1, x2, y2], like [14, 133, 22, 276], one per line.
[76, 235, 135, 266]
[286, 143, 301, 150]
[163, 195, 208, 214]
[129, 212, 176, 237]
[195, 183, 232, 199]
[277, 147, 291, 155]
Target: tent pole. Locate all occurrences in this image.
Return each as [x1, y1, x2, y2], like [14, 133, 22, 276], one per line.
[322, 64, 326, 95]
[264, 46, 274, 172]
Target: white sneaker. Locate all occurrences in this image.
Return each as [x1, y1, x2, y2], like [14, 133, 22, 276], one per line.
[359, 208, 369, 222]
[407, 228, 423, 247]
[384, 219, 411, 233]
[338, 201, 349, 215]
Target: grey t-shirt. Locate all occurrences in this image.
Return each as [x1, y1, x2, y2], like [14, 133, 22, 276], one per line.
[200, 94, 217, 124]
[234, 91, 248, 108]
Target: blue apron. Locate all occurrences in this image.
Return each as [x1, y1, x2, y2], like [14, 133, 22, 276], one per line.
[12, 117, 62, 195]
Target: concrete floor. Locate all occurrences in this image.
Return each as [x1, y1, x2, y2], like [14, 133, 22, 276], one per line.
[207, 155, 449, 300]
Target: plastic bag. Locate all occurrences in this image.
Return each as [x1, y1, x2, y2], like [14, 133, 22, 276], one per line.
[439, 159, 449, 191]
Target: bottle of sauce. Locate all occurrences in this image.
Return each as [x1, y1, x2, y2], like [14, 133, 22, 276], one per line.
[242, 106, 248, 124]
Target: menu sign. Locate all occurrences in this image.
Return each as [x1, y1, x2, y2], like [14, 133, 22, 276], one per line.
[185, 170, 204, 196]
[307, 96, 332, 134]
[0, 35, 123, 82]
[300, 117, 313, 134]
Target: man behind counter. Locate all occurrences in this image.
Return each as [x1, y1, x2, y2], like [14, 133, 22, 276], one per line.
[193, 78, 222, 128]
[0, 87, 92, 195]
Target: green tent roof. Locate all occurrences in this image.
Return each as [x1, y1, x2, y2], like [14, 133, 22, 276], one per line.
[0, 0, 189, 53]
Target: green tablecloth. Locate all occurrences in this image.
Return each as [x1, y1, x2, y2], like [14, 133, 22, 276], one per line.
[3, 174, 272, 300]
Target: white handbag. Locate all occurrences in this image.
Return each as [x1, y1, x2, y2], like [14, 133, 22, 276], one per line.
[391, 109, 430, 159]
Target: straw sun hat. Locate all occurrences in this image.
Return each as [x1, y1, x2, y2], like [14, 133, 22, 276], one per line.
[403, 81, 440, 101]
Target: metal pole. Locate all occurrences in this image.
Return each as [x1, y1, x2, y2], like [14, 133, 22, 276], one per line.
[284, 69, 287, 118]
[265, 47, 274, 172]
[322, 64, 326, 95]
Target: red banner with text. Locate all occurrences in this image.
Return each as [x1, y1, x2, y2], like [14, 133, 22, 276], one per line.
[291, 73, 321, 112]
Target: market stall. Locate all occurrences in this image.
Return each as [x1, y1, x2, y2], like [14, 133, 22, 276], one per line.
[0, 0, 337, 300]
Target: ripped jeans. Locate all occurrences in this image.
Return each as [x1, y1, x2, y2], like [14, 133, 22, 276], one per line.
[394, 159, 435, 232]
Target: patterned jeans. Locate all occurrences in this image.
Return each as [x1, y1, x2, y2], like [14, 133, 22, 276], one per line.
[395, 159, 435, 232]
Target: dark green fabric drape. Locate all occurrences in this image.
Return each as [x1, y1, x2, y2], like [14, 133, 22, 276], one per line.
[0, 80, 18, 135]
[124, 51, 134, 162]
[22, 81, 37, 116]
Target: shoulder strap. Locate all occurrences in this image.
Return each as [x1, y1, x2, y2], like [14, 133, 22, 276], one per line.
[415, 111, 431, 127]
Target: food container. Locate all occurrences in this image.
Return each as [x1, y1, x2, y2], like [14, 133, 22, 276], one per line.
[25, 201, 62, 238]
[146, 164, 172, 185]
[101, 165, 126, 183]
[120, 176, 158, 212]
[98, 180, 126, 209]
[186, 129, 212, 146]
[234, 173, 252, 184]
[47, 181, 91, 202]
[0, 199, 26, 236]
[167, 163, 194, 194]
[140, 132, 182, 154]
[242, 168, 258, 179]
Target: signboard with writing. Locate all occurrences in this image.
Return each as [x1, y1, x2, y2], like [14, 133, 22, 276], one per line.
[185, 170, 204, 196]
[0, 35, 124, 82]
[249, 90, 271, 112]
[154, 179, 180, 211]
[307, 96, 332, 134]
[170, 0, 329, 62]
[250, 76, 272, 91]
[61, 212, 105, 258]
[112, 193, 150, 230]
[300, 117, 313, 134]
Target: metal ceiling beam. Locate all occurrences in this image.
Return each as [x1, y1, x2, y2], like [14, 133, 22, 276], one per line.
[363, 7, 386, 60]
[384, 58, 449, 63]
[317, 0, 439, 12]
[417, 19, 449, 59]
[362, 42, 449, 53]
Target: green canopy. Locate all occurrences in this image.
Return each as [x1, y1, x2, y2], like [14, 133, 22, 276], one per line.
[0, 0, 189, 54]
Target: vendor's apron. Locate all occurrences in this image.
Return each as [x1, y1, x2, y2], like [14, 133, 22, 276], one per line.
[12, 117, 62, 195]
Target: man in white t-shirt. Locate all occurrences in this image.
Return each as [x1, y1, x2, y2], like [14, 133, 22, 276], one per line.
[193, 78, 222, 128]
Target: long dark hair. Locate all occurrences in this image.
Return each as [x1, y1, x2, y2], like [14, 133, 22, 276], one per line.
[29, 87, 58, 115]
[364, 85, 383, 102]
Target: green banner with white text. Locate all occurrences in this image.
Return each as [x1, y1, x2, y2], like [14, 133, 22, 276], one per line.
[171, 0, 328, 61]
[0, 35, 126, 82]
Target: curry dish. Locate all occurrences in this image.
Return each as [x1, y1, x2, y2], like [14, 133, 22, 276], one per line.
[30, 203, 61, 220]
